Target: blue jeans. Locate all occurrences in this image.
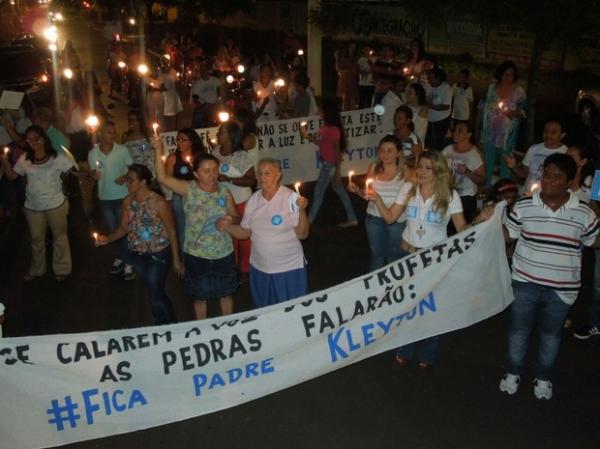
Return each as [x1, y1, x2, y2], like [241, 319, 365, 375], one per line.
[365, 215, 407, 271]
[172, 193, 186, 258]
[507, 281, 571, 380]
[308, 162, 357, 223]
[590, 250, 600, 326]
[396, 336, 440, 365]
[129, 247, 176, 325]
[99, 199, 128, 262]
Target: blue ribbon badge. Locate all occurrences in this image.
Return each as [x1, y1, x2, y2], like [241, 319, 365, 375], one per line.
[220, 163, 229, 173]
[217, 197, 227, 207]
[271, 214, 283, 226]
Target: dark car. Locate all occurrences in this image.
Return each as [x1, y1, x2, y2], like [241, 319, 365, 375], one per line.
[0, 45, 52, 103]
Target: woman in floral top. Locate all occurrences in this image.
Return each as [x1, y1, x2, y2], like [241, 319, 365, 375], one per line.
[95, 164, 184, 325]
[477, 60, 526, 186]
[155, 140, 240, 320]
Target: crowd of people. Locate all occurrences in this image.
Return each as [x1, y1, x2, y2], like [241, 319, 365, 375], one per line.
[1, 30, 600, 405]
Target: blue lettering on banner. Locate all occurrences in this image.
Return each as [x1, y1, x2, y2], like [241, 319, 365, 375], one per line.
[46, 388, 148, 431]
[327, 292, 437, 363]
[345, 147, 377, 161]
[271, 215, 283, 226]
[193, 358, 276, 397]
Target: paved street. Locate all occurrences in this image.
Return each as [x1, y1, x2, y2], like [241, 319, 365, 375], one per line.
[1, 9, 599, 449]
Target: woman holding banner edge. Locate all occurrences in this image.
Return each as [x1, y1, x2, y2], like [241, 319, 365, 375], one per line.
[368, 151, 470, 368]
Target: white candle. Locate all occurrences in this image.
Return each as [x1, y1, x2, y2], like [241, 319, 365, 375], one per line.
[365, 178, 373, 193]
[92, 232, 98, 243]
[297, 49, 304, 56]
[300, 121, 307, 128]
[294, 182, 301, 195]
[161, 155, 167, 163]
[152, 122, 159, 138]
[3, 146, 8, 156]
[348, 170, 355, 185]
[186, 156, 191, 164]
[530, 183, 539, 194]
[218, 111, 230, 122]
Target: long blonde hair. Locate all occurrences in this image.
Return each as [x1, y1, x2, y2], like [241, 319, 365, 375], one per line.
[407, 151, 454, 215]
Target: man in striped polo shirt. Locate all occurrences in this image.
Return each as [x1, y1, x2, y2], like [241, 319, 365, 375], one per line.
[498, 153, 600, 400]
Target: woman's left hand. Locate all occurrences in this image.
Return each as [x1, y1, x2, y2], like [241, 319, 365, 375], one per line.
[296, 195, 309, 210]
[173, 258, 185, 279]
[217, 214, 233, 231]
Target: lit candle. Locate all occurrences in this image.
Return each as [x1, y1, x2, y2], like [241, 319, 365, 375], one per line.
[210, 138, 217, 144]
[95, 160, 101, 170]
[3, 146, 9, 156]
[92, 232, 98, 243]
[137, 64, 149, 76]
[63, 68, 73, 79]
[85, 115, 99, 130]
[186, 156, 191, 164]
[530, 183, 539, 194]
[275, 78, 285, 88]
[365, 178, 373, 193]
[117, 61, 126, 69]
[218, 111, 230, 122]
[152, 122, 159, 138]
[297, 49, 304, 56]
[161, 155, 167, 163]
[226, 74, 234, 84]
[348, 170, 355, 185]
[237, 64, 245, 74]
[300, 121, 307, 128]
[294, 182, 301, 195]
[403, 67, 410, 75]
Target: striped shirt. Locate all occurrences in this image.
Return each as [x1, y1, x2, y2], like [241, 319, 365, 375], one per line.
[506, 192, 600, 304]
[366, 172, 407, 222]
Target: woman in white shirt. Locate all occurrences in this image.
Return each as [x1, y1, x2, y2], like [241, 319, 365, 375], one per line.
[348, 135, 409, 270]
[390, 105, 423, 172]
[220, 158, 310, 307]
[1, 126, 76, 281]
[368, 151, 468, 368]
[158, 59, 183, 131]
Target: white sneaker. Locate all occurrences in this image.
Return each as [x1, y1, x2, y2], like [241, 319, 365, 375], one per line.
[499, 373, 521, 395]
[533, 378, 553, 400]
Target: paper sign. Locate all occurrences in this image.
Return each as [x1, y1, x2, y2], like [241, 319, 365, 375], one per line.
[0, 90, 25, 110]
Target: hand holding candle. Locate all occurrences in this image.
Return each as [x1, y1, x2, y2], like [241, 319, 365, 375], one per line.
[348, 170, 354, 185]
[152, 122, 159, 138]
[530, 182, 540, 194]
[365, 178, 373, 199]
[294, 182, 301, 195]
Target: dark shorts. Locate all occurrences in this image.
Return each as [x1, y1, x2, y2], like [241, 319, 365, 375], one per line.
[184, 252, 238, 300]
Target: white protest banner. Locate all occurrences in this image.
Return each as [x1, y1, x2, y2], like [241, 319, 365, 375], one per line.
[0, 206, 512, 449]
[159, 108, 385, 184]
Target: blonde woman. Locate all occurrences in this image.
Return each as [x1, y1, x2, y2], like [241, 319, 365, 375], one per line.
[368, 151, 468, 367]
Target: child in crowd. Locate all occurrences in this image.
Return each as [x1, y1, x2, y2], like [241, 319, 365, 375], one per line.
[451, 69, 474, 125]
[506, 118, 567, 193]
[491, 153, 600, 400]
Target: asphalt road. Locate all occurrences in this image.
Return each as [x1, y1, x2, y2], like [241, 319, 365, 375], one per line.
[1, 9, 599, 449]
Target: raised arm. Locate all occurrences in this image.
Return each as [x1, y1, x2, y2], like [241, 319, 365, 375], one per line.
[152, 137, 190, 197]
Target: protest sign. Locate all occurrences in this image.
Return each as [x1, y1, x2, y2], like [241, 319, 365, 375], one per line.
[0, 206, 512, 449]
[159, 108, 385, 184]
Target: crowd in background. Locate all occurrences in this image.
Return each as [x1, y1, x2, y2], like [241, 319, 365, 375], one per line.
[1, 29, 600, 403]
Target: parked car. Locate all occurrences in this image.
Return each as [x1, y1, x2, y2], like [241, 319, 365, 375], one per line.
[0, 44, 52, 103]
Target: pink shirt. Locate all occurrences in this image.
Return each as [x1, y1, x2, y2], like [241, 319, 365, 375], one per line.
[318, 125, 341, 164]
[241, 186, 305, 273]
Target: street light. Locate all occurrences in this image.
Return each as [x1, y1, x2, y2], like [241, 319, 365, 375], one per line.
[43, 25, 58, 43]
[128, 17, 136, 26]
[137, 64, 149, 75]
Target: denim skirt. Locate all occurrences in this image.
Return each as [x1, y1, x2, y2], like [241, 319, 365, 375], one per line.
[184, 252, 238, 300]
